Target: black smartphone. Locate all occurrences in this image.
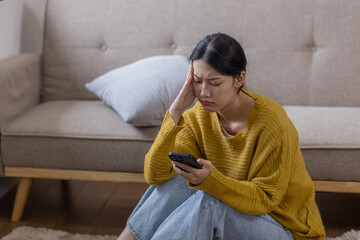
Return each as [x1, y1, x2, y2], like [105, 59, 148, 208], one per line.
[168, 152, 202, 171]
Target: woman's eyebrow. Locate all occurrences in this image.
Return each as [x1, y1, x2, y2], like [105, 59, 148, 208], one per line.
[193, 74, 222, 81]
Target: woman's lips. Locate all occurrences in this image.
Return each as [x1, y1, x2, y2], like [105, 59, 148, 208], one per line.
[201, 101, 213, 106]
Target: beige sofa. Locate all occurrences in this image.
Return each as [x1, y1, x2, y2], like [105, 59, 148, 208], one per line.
[1, 0, 359, 222]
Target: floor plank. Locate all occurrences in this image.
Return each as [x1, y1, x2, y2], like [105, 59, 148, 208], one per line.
[315, 192, 360, 237]
[0, 178, 359, 238]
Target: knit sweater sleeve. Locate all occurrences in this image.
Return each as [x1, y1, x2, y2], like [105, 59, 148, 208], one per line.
[190, 123, 292, 215]
[144, 110, 202, 185]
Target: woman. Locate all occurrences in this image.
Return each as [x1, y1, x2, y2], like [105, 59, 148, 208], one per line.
[118, 33, 326, 240]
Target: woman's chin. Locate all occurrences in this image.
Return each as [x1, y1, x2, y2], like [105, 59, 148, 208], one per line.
[201, 104, 217, 112]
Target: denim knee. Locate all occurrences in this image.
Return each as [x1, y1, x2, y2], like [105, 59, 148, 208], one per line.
[190, 191, 220, 212]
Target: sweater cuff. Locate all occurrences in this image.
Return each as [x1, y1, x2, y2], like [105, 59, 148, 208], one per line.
[188, 167, 228, 195]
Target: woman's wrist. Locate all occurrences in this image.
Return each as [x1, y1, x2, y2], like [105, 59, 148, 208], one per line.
[169, 106, 184, 125]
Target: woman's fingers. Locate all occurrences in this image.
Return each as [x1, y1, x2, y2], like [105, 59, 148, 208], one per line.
[172, 161, 192, 173]
[185, 60, 194, 85]
[169, 60, 196, 122]
[172, 159, 213, 186]
[187, 60, 193, 77]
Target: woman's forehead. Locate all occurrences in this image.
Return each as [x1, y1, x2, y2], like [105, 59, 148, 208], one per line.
[193, 59, 223, 77]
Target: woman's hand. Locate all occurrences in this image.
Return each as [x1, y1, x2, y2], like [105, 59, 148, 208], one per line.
[169, 60, 196, 124]
[172, 158, 214, 186]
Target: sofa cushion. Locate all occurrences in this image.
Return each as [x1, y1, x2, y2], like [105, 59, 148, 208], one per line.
[283, 106, 360, 149]
[2, 102, 360, 181]
[283, 106, 360, 181]
[85, 55, 189, 127]
[1, 101, 160, 172]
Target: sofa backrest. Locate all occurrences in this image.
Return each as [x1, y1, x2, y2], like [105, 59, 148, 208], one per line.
[41, 0, 360, 106]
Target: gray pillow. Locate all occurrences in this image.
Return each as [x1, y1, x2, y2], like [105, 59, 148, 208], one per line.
[85, 55, 189, 126]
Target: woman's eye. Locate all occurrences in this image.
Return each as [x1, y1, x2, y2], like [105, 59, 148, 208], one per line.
[194, 80, 201, 84]
[211, 83, 221, 86]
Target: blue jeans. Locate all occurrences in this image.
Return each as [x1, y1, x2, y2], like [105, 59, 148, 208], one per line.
[127, 175, 294, 240]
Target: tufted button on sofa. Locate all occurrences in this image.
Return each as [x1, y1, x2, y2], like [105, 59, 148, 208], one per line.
[0, 0, 359, 222]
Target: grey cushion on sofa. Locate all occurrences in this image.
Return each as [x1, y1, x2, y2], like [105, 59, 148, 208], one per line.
[1, 101, 160, 172]
[85, 55, 189, 127]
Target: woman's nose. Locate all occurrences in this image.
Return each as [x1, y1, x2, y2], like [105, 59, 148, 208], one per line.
[200, 84, 211, 98]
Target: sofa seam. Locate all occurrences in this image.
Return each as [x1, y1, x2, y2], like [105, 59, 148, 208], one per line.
[1, 134, 155, 142]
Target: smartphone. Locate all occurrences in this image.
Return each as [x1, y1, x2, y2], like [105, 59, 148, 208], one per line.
[168, 152, 202, 172]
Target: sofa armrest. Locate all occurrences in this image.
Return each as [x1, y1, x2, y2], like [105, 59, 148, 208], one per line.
[0, 54, 41, 176]
[0, 53, 41, 129]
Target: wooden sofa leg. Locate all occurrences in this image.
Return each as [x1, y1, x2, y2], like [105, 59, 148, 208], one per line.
[11, 178, 33, 222]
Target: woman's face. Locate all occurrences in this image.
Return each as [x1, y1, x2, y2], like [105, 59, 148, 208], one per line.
[192, 59, 240, 112]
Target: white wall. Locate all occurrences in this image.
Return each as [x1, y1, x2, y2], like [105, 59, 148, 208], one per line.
[0, 0, 46, 61]
[0, 0, 24, 60]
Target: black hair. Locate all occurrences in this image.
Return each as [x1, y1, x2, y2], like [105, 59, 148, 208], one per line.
[189, 33, 247, 92]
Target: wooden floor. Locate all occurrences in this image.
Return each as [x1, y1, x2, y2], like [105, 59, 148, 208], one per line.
[0, 178, 359, 238]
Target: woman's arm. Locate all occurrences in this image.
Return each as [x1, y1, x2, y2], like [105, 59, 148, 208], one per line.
[144, 111, 202, 185]
[144, 111, 183, 185]
[145, 60, 200, 185]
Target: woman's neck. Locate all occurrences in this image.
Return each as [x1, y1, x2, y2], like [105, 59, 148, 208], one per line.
[217, 90, 254, 124]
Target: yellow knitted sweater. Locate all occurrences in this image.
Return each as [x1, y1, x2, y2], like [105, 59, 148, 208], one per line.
[144, 88, 325, 240]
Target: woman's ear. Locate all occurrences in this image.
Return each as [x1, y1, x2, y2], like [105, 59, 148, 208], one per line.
[234, 71, 246, 88]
